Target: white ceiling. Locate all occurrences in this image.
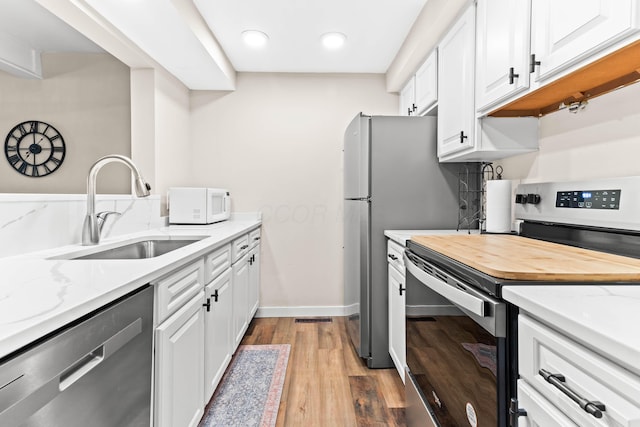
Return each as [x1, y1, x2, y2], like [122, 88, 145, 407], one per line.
[0, 0, 429, 88]
[193, 0, 428, 73]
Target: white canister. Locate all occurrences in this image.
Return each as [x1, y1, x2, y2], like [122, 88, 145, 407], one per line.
[485, 180, 512, 233]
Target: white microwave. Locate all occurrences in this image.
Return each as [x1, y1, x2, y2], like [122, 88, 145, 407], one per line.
[168, 187, 231, 224]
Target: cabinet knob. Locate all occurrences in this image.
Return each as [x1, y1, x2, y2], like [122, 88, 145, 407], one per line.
[508, 67, 519, 84]
[530, 54, 541, 73]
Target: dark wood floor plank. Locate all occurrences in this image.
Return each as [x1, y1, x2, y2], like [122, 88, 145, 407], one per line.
[349, 375, 396, 427]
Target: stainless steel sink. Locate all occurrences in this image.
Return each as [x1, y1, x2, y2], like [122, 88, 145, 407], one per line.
[60, 238, 204, 260]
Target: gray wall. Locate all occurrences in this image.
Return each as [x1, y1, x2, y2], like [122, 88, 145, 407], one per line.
[0, 52, 131, 194]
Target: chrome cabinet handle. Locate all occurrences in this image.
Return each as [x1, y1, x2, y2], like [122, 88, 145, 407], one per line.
[539, 369, 606, 419]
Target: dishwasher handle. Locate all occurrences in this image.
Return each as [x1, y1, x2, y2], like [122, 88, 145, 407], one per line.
[59, 318, 142, 391]
[0, 318, 142, 424]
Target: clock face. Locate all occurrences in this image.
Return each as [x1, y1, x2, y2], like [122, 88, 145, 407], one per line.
[4, 120, 66, 177]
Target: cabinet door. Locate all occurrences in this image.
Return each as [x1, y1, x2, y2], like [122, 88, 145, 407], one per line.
[204, 268, 233, 402]
[415, 50, 437, 115]
[248, 245, 260, 319]
[531, 0, 638, 82]
[399, 76, 416, 116]
[155, 291, 205, 427]
[437, 5, 476, 158]
[388, 265, 406, 382]
[232, 253, 250, 348]
[475, 0, 531, 110]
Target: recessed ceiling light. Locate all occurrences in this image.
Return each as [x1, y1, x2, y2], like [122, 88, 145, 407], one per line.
[242, 30, 269, 47]
[321, 32, 347, 50]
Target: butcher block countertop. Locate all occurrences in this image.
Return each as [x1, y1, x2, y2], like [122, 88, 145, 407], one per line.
[411, 234, 640, 281]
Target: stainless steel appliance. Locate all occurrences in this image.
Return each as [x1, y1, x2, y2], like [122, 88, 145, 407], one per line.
[404, 176, 640, 426]
[343, 113, 474, 368]
[0, 285, 153, 427]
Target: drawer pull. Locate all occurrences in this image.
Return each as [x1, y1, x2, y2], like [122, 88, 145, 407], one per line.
[539, 369, 606, 419]
[388, 254, 398, 261]
[240, 244, 249, 250]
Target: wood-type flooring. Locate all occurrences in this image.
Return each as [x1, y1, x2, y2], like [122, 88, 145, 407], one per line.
[239, 316, 407, 427]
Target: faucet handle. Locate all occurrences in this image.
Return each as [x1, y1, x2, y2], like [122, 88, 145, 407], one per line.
[96, 211, 121, 231]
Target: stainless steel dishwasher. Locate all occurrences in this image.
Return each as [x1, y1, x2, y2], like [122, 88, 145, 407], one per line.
[0, 285, 153, 427]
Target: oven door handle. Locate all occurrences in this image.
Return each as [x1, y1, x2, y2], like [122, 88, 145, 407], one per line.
[405, 253, 487, 317]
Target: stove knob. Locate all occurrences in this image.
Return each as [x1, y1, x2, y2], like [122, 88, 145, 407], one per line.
[515, 194, 527, 204]
[526, 194, 541, 204]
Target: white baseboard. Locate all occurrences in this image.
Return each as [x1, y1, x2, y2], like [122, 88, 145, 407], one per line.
[255, 306, 348, 318]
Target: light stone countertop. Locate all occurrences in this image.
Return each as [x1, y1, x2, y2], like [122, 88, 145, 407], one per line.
[502, 285, 640, 377]
[0, 217, 260, 360]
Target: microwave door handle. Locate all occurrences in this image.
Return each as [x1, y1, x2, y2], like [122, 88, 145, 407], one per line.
[404, 253, 486, 317]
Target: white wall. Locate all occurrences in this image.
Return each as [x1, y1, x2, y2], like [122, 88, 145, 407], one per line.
[153, 70, 192, 213]
[189, 73, 398, 311]
[499, 82, 640, 182]
[0, 53, 131, 194]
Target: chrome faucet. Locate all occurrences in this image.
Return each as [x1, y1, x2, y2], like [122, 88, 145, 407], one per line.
[82, 155, 151, 245]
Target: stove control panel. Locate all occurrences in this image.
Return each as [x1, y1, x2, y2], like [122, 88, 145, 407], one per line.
[556, 189, 621, 209]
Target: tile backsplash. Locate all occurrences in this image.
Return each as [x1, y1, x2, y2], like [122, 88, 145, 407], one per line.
[0, 194, 164, 257]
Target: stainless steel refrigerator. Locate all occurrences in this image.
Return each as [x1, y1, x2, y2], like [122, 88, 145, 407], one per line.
[343, 113, 465, 368]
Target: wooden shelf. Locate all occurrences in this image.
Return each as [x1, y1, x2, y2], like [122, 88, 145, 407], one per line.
[489, 39, 640, 117]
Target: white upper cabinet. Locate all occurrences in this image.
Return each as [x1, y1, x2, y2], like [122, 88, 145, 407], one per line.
[531, 0, 639, 82]
[475, 0, 531, 111]
[414, 50, 438, 115]
[399, 50, 437, 116]
[399, 76, 416, 116]
[437, 5, 476, 158]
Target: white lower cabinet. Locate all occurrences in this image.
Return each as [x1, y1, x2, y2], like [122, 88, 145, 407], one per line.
[387, 239, 406, 382]
[204, 268, 233, 402]
[151, 227, 261, 427]
[388, 264, 405, 382]
[517, 380, 577, 427]
[232, 252, 250, 348]
[516, 314, 640, 427]
[154, 291, 205, 427]
[248, 244, 260, 318]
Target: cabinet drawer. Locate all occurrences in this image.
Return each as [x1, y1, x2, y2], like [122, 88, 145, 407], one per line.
[387, 239, 405, 273]
[231, 234, 250, 263]
[154, 260, 204, 325]
[249, 228, 261, 248]
[518, 315, 640, 427]
[204, 244, 231, 283]
[517, 379, 577, 427]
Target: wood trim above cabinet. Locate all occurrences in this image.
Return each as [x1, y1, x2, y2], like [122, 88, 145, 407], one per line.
[489, 39, 640, 117]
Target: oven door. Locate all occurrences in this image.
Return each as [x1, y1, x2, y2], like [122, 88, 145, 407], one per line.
[404, 251, 510, 427]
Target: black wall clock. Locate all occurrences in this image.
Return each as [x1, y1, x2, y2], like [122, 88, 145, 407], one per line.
[4, 120, 66, 177]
